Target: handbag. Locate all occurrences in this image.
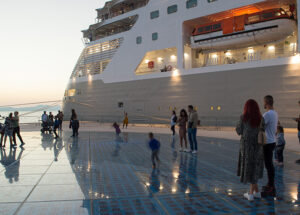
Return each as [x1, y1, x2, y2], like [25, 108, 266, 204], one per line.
[258, 120, 266, 145]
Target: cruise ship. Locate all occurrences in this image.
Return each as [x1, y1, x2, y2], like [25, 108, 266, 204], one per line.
[62, 0, 300, 126]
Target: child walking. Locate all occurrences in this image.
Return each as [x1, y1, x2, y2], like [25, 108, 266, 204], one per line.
[148, 132, 160, 169]
[275, 125, 286, 166]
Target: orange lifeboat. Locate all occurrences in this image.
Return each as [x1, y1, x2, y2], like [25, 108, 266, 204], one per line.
[191, 8, 296, 50]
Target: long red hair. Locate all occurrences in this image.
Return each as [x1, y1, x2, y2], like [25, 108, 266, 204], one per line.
[243, 99, 262, 128]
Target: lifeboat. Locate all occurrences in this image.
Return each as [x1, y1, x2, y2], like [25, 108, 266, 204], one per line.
[190, 8, 296, 50]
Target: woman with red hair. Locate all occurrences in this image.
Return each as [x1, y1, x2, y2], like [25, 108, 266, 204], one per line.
[236, 99, 265, 201]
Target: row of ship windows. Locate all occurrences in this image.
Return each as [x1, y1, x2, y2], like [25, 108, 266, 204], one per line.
[136, 0, 218, 44]
[136, 33, 157, 44]
[150, 0, 217, 19]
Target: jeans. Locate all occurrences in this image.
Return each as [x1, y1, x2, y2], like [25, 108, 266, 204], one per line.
[171, 125, 175, 136]
[263, 143, 276, 187]
[188, 128, 198, 151]
[275, 145, 284, 163]
[151, 149, 160, 166]
[13, 127, 24, 145]
[298, 131, 300, 143]
[72, 120, 79, 137]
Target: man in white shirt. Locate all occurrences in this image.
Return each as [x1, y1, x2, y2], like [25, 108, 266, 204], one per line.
[261, 95, 278, 197]
[41, 111, 48, 125]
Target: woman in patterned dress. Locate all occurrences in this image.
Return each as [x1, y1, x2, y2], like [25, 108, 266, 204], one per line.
[236, 99, 265, 201]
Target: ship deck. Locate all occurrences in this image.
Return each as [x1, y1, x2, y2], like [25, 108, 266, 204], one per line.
[0, 130, 300, 214]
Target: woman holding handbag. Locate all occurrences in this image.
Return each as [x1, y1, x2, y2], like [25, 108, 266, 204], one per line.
[236, 99, 265, 201]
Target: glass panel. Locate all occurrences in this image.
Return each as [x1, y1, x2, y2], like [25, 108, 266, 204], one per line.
[136, 36, 142, 44]
[68, 89, 76, 97]
[213, 23, 221, 30]
[197, 27, 204, 33]
[152, 32, 158, 41]
[205, 25, 212, 32]
[248, 15, 260, 23]
[167, 5, 177, 14]
[262, 12, 275, 19]
[150, 10, 159, 19]
[186, 0, 197, 9]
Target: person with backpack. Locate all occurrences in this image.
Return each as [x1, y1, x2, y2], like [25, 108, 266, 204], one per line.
[170, 110, 177, 137]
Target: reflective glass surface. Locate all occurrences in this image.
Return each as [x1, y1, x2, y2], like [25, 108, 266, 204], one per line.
[0, 131, 299, 214]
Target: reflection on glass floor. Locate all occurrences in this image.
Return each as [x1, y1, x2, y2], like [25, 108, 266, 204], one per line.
[0, 131, 299, 215]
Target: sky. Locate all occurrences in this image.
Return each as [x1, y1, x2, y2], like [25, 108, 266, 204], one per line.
[0, 0, 106, 106]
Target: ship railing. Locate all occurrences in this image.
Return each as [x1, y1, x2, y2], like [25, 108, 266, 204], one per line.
[96, 0, 149, 23]
[191, 40, 297, 68]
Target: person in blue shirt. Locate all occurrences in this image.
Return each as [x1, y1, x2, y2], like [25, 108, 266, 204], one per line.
[148, 132, 160, 169]
[275, 125, 286, 166]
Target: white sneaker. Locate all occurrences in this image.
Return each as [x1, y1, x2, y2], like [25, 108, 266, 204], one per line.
[244, 193, 254, 201]
[253, 191, 261, 199]
[185, 149, 191, 153]
[192, 150, 197, 154]
[179, 147, 183, 152]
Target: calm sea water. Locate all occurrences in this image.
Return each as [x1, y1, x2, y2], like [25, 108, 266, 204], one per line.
[0, 109, 60, 124]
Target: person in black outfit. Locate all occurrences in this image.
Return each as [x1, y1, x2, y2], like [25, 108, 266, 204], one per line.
[294, 101, 300, 163]
[70, 109, 79, 137]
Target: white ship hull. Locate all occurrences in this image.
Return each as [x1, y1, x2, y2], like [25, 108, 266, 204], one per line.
[62, 0, 300, 127]
[63, 60, 300, 127]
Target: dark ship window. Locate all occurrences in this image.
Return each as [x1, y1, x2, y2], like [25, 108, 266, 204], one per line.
[118, 102, 124, 108]
[186, 0, 197, 9]
[150, 10, 159, 19]
[167, 5, 177, 14]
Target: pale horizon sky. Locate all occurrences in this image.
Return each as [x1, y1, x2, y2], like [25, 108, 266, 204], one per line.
[0, 0, 106, 106]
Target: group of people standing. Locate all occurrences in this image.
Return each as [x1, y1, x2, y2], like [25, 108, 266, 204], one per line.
[0, 111, 25, 148]
[170, 105, 199, 154]
[236, 95, 286, 201]
[41, 110, 64, 138]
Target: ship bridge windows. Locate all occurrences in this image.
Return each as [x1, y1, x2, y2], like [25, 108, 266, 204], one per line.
[135, 47, 177, 75]
[96, 0, 149, 22]
[86, 15, 138, 41]
[94, 15, 138, 40]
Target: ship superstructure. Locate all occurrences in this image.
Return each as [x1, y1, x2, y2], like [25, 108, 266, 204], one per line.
[63, 0, 300, 126]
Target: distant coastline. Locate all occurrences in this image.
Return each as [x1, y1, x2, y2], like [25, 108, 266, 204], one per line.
[0, 105, 61, 112]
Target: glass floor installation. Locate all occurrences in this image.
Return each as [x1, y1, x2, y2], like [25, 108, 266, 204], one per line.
[0, 131, 299, 215]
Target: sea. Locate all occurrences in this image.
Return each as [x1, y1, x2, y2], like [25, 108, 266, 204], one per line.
[0, 107, 60, 124]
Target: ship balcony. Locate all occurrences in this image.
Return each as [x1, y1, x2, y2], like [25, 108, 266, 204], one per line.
[184, 36, 298, 69]
[96, 0, 148, 23]
[83, 15, 138, 42]
[135, 47, 178, 75]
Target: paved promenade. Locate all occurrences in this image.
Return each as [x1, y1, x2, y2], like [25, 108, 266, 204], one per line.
[0, 128, 300, 214]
